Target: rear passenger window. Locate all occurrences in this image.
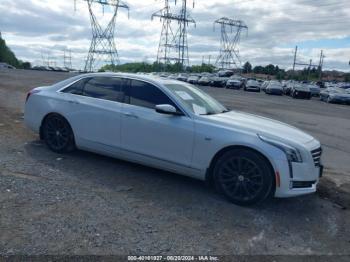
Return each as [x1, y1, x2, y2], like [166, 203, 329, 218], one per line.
[83, 77, 125, 102]
[129, 80, 177, 110]
[62, 78, 87, 95]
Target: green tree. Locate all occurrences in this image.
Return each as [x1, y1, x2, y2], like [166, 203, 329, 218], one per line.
[0, 35, 20, 68]
[242, 61, 252, 73]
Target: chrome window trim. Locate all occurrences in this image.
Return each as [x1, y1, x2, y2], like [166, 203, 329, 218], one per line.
[56, 75, 191, 118]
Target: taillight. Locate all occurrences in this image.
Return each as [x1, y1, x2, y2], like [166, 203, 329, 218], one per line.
[25, 89, 40, 103]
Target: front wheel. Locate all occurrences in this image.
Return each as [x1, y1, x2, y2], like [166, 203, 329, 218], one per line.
[42, 114, 75, 153]
[213, 148, 275, 206]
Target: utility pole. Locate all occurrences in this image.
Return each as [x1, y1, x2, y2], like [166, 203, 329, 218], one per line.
[152, 0, 195, 71]
[292, 46, 297, 72]
[318, 50, 325, 81]
[74, 0, 129, 72]
[214, 17, 248, 70]
[292, 46, 322, 81]
[307, 59, 312, 81]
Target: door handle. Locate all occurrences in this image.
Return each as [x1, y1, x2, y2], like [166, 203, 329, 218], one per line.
[123, 113, 138, 119]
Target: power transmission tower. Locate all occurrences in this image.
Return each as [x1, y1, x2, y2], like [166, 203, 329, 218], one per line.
[152, 0, 195, 71]
[292, 46, 325, 80]
[214, 17, 248, 70]
[41, 49, 50, 67]
[75, 0, 129, 72]
[63, 49, 73, 69]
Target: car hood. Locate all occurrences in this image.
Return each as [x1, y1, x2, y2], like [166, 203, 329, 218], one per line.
[205, 111, 315, 145]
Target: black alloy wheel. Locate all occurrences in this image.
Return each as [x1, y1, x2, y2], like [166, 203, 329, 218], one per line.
[213, 148, 274, 206]
[42, 114, 75, 153]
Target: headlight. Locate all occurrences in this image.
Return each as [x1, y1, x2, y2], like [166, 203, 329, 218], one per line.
[258, 134, 303, 163]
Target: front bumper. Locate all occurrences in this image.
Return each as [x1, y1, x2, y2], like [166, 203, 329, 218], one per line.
[274, 160, 322, 198]
[267, 89, 283, 95]
[294, 90, 310, 98]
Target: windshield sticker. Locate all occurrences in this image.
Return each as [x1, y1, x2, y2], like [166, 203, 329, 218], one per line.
[175, 91, 194, 100]
[192, 104, 207, 115]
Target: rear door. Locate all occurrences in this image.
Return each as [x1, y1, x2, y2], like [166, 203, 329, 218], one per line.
[120, 79, 195, 167]
[62, 76, 126, 149]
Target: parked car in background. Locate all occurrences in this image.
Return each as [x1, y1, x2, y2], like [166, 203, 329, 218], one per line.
[265, 82, 283, 95]
[210, 77, 228, 87]
[24, 72, 323, 206]
[320, 87, 350, 104]
[0, 62, 16, 69]
[168, 74, 177, 80]
[316, 81, 325, 89]
[261, 81, 270, 92]
[176, 74, 188, 82]
[226, 78, 243, 89]
[283, 82, 294, 95]
[244, 79, 261, 92]
[218, 70, 234, 77]
[290, 84, 311, 99]
[198, 76, 211, 86]
[187, 75, 200, 85]
[307, 84, 321, 96]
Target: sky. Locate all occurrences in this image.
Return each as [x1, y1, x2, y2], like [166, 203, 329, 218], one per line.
[0, 0, 349, 71]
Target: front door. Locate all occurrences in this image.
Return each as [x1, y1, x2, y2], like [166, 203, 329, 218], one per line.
[120, 79, 194, 167]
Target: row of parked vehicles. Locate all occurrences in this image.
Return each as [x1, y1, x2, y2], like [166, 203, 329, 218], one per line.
[154, 72, 350, 105]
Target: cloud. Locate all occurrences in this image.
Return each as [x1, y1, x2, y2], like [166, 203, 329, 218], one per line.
[0, 0, 349, 71]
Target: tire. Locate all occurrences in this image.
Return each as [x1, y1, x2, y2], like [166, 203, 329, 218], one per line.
[213, 148, 274, 206]
[327, 96, 331, 103]
[42, 114, 75, 153]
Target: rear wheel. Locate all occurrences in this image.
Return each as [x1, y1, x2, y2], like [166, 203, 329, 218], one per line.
[42, 114, 75, 153]
[213, 148, 274, 206]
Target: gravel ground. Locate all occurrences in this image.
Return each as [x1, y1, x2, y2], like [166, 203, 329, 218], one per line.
[0, 69, 349, 256]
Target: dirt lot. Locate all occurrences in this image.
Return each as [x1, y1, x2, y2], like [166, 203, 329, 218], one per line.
[0, 69, 350, 256]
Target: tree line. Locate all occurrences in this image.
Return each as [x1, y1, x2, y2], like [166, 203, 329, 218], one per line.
[99, 62, 216, 73]
[0, 35, 31, 69]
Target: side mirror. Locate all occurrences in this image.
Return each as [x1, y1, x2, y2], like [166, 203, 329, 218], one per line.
[155, 104, 182, 116]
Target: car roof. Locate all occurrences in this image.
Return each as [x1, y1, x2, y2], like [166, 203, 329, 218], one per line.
[62, 72, 185, 87]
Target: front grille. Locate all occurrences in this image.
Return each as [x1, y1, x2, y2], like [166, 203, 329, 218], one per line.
[292, 180, 316, 189]
[311, 147, 322, 167]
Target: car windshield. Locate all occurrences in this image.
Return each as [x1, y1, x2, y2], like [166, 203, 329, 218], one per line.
[164, 83, 228, 115]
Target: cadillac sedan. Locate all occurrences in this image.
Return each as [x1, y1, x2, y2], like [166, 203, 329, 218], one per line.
[24, 73, 323, 206]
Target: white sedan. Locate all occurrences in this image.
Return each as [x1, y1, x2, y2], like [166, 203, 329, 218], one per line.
[24, 73, 323, 205]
